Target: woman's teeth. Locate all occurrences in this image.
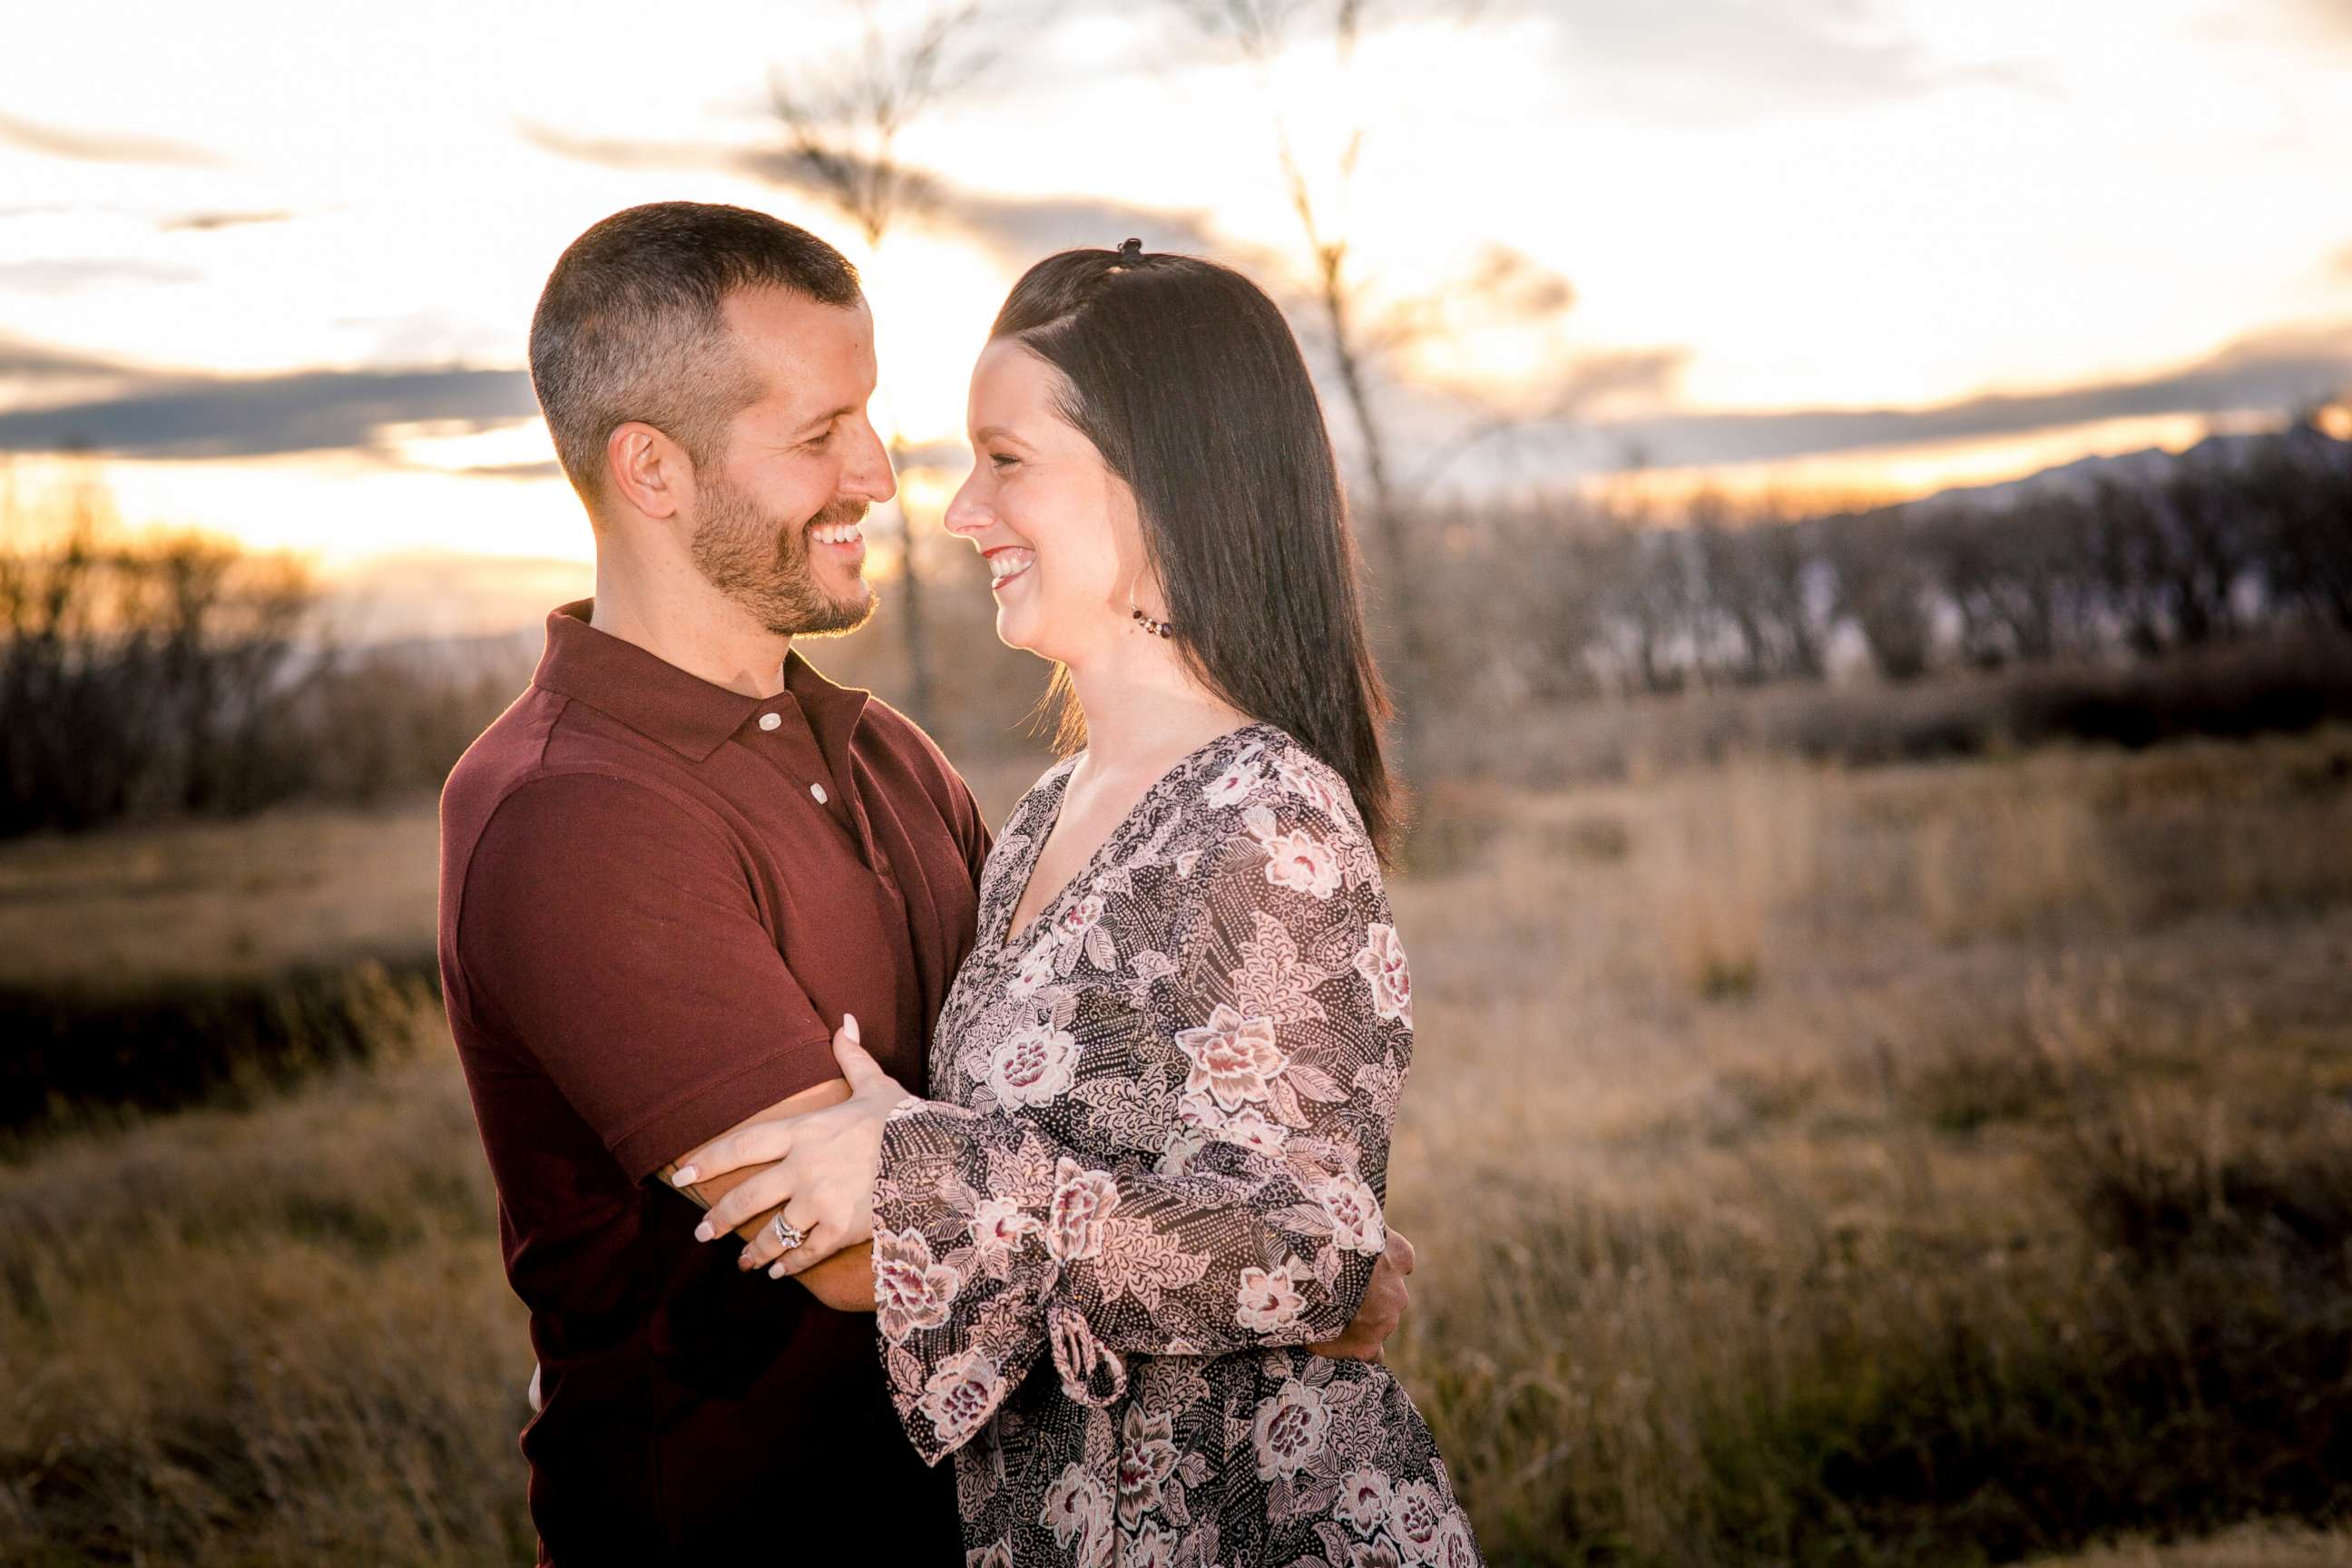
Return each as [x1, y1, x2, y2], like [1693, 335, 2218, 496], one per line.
[988, 548, 1035, 586]
[811, 521, 863, 545]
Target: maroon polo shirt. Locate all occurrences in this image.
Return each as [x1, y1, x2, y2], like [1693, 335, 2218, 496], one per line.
[436, 598, 984, 1564]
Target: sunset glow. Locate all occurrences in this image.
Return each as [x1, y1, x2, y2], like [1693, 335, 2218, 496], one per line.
[3, 0, 2347, 634]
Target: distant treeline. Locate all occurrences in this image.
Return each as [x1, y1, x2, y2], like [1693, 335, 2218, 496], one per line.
[5, 425, 2350, 838]
[0, 483, 524, 838]
[1423, 423, 2352, 700]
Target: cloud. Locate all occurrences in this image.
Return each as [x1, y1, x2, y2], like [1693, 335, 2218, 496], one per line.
[0, 110, 217, 166]
[4, 317, 2341, 491]
[0, 335, 129, 381]
[161, 210, 294, 232]
[1587, 319, 2352, 468]
[0, 363, 538, 460]
[0, 258, 202, 294]
[519, 122, 1228, 268]
[2292, 0, 2352, 42]
[1524, 0, 2046, 123]
[456, 459, 564, 482]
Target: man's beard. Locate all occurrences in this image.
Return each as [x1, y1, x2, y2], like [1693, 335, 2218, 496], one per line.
[688, 476, 877, 639]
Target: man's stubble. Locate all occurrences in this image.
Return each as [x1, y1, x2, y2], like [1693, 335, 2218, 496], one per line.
[689, 475, 878, 640]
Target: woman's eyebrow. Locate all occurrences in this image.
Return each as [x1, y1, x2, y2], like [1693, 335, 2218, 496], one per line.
[972, 425, 1028, 447]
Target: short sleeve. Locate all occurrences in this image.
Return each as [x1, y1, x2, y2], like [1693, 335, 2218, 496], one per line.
[953, 773, 993, 892]
[454, 771, 841, 1182]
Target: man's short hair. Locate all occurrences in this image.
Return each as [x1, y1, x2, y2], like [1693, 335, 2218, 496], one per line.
[529, 201, 863, 505]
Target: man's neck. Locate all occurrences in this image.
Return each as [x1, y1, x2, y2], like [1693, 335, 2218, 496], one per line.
[589, 556, 792, 701]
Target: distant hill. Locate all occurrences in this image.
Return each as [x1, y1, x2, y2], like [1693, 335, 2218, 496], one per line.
[1905, 421, 2352, 514]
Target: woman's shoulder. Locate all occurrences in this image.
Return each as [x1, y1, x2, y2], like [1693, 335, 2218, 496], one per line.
[1193, 722, 1374, 858]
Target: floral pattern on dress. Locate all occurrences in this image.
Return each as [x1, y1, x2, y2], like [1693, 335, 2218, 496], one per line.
[872, 723, 1480, 1567]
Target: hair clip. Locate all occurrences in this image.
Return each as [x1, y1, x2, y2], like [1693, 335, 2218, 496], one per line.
[1117, 237, 1143, 260]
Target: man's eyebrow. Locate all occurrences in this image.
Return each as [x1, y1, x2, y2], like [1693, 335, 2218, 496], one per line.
[793, 405, 858, 435]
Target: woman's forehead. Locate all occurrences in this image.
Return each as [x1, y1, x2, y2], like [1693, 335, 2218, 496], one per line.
[969, 340, 1064, 422]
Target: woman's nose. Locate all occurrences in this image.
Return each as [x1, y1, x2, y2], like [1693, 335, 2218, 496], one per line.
[942, 477, 989, 537]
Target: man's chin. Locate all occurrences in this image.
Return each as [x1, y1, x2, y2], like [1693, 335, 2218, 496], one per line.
[790, 585, 879, 640]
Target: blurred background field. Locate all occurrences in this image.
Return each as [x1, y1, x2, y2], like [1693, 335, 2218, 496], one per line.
[3, 690, 2349, 1563]
[9, 0, 2352, 1562]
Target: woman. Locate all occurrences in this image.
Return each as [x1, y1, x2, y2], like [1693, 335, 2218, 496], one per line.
[675, 240, 1481, 1567]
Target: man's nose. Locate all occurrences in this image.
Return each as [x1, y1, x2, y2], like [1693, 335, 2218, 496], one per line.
[845, 416, 897, 504]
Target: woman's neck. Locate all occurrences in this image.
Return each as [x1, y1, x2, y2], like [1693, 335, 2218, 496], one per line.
[1063, 632, 1251, 778]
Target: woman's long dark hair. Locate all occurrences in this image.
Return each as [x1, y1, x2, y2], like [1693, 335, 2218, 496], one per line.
[993, 243, 1403, 864]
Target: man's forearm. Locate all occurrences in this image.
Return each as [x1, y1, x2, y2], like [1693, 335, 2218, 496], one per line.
[654, 1078, 874, 1312]
[660, 1154, 876, 1312]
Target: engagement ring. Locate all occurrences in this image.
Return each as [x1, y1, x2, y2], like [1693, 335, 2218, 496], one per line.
[770, 1214, 806, 1252]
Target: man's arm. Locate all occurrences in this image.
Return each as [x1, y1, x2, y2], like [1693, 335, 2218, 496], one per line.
[1306, 1229, 1415, 1362]
[457, 773, 867, 1269]
[655, 1077, 876, 1313]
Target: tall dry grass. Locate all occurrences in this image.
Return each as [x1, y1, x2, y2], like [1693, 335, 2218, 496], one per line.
[1383, 729, 2352, 1563]
[2, 730, 2349, 1563]
[0, 1028, 535, 1563]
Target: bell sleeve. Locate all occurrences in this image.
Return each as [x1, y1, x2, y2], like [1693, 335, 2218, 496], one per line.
[868, 785, 1416, 1465]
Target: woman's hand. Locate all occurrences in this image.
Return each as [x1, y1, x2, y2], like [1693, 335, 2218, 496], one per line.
[672, 1014, 908, 1278]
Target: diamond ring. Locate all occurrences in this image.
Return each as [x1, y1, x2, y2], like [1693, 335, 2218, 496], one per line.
[770, 1214, 806, 1252]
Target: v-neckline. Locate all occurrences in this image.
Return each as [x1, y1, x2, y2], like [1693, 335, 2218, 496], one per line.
[995, 721, 1274, 957]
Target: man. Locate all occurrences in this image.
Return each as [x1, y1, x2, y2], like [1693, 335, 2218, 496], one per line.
[436, 201, 1408, 1563]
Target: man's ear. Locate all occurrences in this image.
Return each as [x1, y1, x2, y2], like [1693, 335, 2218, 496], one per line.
[605, 420, 690, 521]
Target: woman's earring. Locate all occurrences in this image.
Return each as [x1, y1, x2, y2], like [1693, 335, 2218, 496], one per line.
[1128, 591, 1176, 639]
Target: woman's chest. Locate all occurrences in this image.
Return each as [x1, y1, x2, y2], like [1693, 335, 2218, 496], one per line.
[933, 893, 1193, 1161]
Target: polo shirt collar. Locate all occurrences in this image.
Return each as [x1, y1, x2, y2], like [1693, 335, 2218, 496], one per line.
[532, 598, 869, 762]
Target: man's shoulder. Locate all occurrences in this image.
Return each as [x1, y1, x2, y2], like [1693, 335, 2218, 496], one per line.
[441, 688, 547, 818]
[439, 689, 719, 872]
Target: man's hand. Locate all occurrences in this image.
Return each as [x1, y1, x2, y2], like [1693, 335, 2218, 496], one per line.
[1308, 1229, 1416, 1363]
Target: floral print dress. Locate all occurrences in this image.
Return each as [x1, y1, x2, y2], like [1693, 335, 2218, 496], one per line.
[870, 722, 1482, 1568]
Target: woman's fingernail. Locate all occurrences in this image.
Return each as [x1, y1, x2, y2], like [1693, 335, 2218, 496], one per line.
[693, 1221, 714, 1242]
[737, 1251, 755, 1270]
[844, 1013, 860, 1044]
[671, 1166, 698, 1186]
[768, 1261, 786, 1279]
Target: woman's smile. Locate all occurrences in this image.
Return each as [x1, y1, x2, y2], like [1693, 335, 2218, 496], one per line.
[984, 544, 1035, 593]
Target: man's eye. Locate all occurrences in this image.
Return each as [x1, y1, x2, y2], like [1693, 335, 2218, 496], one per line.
[803, 429, 833, 451]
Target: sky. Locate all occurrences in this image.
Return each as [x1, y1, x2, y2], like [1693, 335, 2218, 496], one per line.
[3, 0, 2349, 635]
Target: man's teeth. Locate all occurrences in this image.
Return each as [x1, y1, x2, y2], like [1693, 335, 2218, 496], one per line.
[989, 549, 1035, 583]
[811, 521, 863, 545]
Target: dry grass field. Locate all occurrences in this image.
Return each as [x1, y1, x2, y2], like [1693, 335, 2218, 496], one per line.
[3, 727, 2349, 1564]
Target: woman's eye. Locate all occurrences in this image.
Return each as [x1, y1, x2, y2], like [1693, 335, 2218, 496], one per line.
[989, 452, 1018, 470]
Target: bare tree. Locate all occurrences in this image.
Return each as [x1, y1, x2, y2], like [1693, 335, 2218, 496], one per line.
[766, 0, 1005, 726]
[1690, 495, 1827, 685]
[0, 474, 323, 834]
[1824, 507, 1936, 681]
[1171, 0, 1573, 779]
[2247, 419, 2352, 632]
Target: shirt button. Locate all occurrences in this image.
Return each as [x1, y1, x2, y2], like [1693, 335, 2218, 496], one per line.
[810, 782, 829, 805]
[758, 712, 782, 731]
